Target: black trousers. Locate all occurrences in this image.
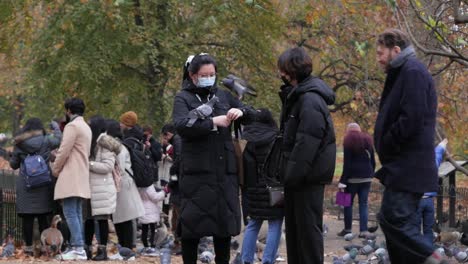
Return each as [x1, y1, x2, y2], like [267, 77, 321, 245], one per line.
[20, 213, 49, 246]
[84, 219, 109, 246]
[284, 185, 324, 264]
[181, 236, 230, 264]
[379, 189, 433, 264]
[114, 220, 134, 249]
[141, 223, 156, 248]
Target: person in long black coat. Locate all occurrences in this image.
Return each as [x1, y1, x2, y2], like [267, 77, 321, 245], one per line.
[172, 54, 254, 264]
[374, 29, 440, 264]
[240, 108, 284, 264]
[278, 47, 336, 264]
[9, 118, 61, 255]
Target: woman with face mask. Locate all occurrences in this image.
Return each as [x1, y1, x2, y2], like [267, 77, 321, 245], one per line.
[172, 54, 255, 264]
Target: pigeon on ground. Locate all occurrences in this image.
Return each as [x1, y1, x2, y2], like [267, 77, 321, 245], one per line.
[342, 248, 358, 263]
[461, 233, 468, 246]
[221, 74, 257, 100]
[199, 250, 215, 263]
[230, 239, 239, 251]
[231, 251, 242, 264]
[117, 245, 136, 261]
[323, 224, 329, 237]
[344, 233, 356, 241]
[332, 256, 345, 264]
[186, 96, 220, 127]
[359, 244, 375, 256]
[455, 250, 468, 263]
[374, 248, 390, 264]
[344, 244, 362, 251]
[368, 225, 379, 233]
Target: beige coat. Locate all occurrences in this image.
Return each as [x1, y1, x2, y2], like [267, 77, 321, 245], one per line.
[89, 134, 120, 216]
[53, 116, 92, 200]
[112, 145, 145, 224]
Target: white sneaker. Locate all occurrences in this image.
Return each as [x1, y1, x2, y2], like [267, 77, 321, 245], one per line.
[109, 252, 124, 260]
[60, 247, 87, 260]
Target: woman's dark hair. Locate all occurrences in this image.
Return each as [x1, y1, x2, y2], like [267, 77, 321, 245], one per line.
[106, 119, 123, 140]
[64, 97, 85, 116]
[256, 108, 277, 128]
[343, 130, 373, 154]
[277, 47, 312, 82]
[184, 54, 217, 79]
[377, 28, 411, 49]
[89, 115, 106, 158]
[22, 118, 45, 135]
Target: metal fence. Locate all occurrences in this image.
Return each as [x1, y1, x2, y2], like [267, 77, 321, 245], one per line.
[0, 169, 22, 243]
[325, 174, 468, 230]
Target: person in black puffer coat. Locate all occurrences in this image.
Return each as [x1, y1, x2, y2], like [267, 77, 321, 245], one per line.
[278, 47, 336, 264]
[9, 118, 62, 256]
[172, 54, 255, 264]
[240, 108, 284, 264]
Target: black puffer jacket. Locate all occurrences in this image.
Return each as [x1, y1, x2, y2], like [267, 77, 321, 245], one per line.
[10, 129, 61, 214]
[172, 80, 254, 239]
[280, 76, 336, 188]
[242, 122, 283, 220]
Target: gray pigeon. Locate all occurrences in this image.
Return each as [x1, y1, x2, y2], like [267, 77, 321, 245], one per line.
[221, 74, 257, 100]
[344, 244, 362, 251]
[117, 245, 136, 260]
[199, 250, 215, 263]
[323, 224, 329, 237]
[455, 250, 468, 263]
[344, 233, 356, 241]
[230, 251, 242, 264]
[332, 256, 345, 264]
[186, 96, 220, 127]
[359, 244, 374, 256]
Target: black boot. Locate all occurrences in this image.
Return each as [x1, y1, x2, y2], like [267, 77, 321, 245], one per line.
[92, 245, 108, 261]
[84, 245, 92, 260]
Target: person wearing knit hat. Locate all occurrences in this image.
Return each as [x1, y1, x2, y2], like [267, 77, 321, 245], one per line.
[120, 111, 138, 128]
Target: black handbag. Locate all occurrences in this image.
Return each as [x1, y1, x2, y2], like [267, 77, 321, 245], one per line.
[262, 135, 285, 207]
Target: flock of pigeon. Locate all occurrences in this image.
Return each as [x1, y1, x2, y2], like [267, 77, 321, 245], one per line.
[331, 220, 468, 264]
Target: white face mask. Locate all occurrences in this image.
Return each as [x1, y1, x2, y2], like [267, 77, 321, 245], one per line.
[197, 76, 216, 88]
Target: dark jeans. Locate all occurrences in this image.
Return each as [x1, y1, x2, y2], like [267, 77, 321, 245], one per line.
[344, 182, 370, 232]
[84, 219, 109, 246]
[379, 189, 434, 264]
[416, 197, 435, 247]
[182, 236, 230, 264]
[19, 213, 49, 246]
[141, 223, 156, 248]
[115, 220, 134, 249]
[284, 184, 324, 264]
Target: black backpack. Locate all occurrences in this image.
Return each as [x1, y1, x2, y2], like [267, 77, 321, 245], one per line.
[122, 137, 155, 187]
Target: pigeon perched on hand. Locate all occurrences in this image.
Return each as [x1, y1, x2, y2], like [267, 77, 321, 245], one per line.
[186, 96, 220, 127]
[221, 74, 257, 100]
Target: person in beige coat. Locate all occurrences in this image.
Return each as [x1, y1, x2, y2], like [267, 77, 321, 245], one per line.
[51, 98, 91, 261]
[84, 115, 120, 261]
[106, 119, 145, 252]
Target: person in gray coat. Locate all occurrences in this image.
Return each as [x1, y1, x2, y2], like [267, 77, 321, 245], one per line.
[9, 118, 62, 256]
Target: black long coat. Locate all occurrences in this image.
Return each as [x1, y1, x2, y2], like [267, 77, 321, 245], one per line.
[172, 81, 253, 239]
[374, 57, 438, 194]
[10, 129, 61, 214]
[242, 122, 284, 220]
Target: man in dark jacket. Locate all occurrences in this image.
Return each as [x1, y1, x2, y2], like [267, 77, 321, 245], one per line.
[278, 47, 336, 264]
[374, 29, 445, 264]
